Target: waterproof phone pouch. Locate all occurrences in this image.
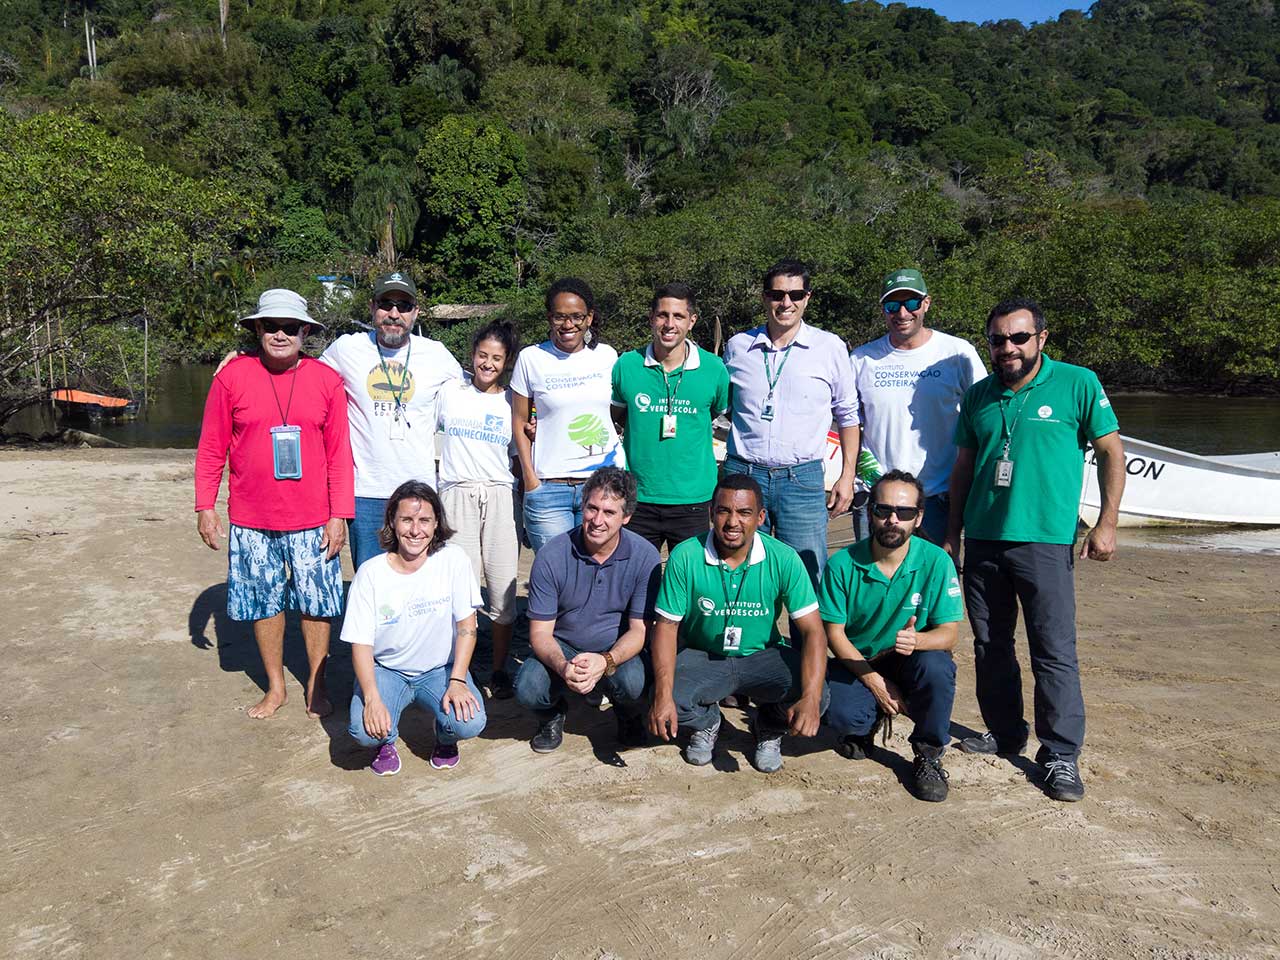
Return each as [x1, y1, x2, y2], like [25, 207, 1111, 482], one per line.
[271, 425, 303, 479]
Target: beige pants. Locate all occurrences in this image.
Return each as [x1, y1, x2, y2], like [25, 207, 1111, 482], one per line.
[440, 482, 519, 626]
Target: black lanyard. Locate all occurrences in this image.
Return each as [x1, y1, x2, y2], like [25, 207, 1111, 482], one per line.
[718, 546, 754, 632]
[267, 359, 300, 426]
[377, 339, 412, 417]
[659, 342, 688, 412]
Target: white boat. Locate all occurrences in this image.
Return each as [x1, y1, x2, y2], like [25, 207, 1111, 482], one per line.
[1079, 436, 1280, 528]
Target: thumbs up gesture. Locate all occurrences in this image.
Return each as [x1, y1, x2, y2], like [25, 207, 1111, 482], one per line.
[894, 616, 919, 656]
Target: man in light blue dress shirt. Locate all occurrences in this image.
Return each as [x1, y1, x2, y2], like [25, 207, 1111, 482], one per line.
[723, 259, 861, 587]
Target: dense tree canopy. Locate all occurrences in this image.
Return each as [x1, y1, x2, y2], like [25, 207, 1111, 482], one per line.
[2, 0, 1279, 394]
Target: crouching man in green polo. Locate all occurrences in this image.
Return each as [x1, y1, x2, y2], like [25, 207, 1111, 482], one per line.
[819, 470, 964, 802]
[647, 473, 828, 773]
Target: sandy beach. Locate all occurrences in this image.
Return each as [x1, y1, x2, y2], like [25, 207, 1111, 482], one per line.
[2, 446, 1279, 959]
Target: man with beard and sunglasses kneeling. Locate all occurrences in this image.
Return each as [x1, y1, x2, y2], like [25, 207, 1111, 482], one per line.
[818, 470, 964, 802]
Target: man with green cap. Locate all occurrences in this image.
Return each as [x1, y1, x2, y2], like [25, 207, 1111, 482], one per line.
[851, 268, 987, 544]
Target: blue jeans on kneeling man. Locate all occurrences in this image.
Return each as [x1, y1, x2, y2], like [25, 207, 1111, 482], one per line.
[515, 639, 647, 716]
[825, 649, 955, 750]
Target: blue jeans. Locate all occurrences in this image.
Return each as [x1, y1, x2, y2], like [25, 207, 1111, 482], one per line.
[348, 496, 387, 571]
[515, 639, 646, 715]
[522, 482, 584, 553]
[723, 456, 829, 587]
[920, 494, 950, 546]
[348, 662, 487, 747]
[825, 651, 956, 751]
[672, 645, 830, 732]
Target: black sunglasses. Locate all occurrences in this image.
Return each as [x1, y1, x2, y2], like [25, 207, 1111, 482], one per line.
[870, 502, 921, 521]
[261, 320, 305, 336]
[882, 298, 925, 314]
[764, 288, 809, 303]
[376, 298, 416, 313]
[987, 331, 1037, 347]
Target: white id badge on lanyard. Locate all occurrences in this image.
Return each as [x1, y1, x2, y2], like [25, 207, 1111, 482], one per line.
[994, 457, 1014, 488]
[723, 625, 742, 653]
[661, 414, 677, 439]
[271, 425, 302, 479]
[760, 401, 776, 422]
[389, 411, 408, 441]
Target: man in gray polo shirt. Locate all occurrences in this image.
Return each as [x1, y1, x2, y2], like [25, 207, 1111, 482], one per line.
[514, 467, 662, 753]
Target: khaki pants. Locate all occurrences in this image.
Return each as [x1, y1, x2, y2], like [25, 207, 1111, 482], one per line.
[441, 482, 519, 626]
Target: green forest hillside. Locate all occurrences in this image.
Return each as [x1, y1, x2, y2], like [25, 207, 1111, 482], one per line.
[2, 0, 1279, 413]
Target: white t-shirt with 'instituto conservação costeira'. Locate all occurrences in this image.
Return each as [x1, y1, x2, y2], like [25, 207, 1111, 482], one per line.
[341, 544, 483, 676]
[510, 341, 624, 479]
[851, 330, 988, 497]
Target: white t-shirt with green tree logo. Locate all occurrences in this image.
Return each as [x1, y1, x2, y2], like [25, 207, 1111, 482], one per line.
[511, 341, 625, 479]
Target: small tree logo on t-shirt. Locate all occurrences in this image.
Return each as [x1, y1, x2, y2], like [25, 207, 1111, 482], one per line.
[568, 413, 609, 454]
[1038, 405, 1053, 419]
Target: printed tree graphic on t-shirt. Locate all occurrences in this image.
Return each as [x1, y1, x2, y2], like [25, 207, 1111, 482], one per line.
[568, 413, 609, 455]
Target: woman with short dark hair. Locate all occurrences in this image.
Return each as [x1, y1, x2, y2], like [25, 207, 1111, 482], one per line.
[510, 277, 624, 552]
[343, 480, 487, 776]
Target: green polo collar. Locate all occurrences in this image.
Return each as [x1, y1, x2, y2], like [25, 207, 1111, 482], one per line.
[999, 352, 1057, 399]
[849, 535, 927, 585]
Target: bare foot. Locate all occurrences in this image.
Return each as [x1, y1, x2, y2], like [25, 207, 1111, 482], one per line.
[305, 681, 332, 719]
[248, 690, 287, 719]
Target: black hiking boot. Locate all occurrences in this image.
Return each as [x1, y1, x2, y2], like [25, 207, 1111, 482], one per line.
[912, 745, 950, 803]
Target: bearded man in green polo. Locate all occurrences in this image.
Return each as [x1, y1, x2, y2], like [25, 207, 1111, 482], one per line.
[943, 297, 1125, 803]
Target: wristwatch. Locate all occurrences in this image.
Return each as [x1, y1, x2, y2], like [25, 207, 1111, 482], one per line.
[603, 652, 618, 677]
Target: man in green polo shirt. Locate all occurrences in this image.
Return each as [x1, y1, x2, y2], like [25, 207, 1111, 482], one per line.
[819, 470, 963, 802]
[943, 296, 1125, 803]
[611, 281, 730, 552]
[648, 473, 828, 773]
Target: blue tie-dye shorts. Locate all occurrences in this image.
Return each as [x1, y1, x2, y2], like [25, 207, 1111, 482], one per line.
[226, 524, 344, 622]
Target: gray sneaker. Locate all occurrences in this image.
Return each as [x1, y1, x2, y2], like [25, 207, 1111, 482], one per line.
[684, 713, 721, 766]
[753, 729, 784, 773]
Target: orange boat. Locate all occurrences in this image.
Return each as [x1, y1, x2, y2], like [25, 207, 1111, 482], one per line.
[51, 389, 140, 419]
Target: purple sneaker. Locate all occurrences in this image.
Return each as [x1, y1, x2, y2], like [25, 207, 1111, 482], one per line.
[430, 742, 460, 770]
[370, 742, 401, 777]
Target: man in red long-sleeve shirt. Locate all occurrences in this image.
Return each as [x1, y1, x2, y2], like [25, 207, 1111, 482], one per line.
[196, 289, 355, 720]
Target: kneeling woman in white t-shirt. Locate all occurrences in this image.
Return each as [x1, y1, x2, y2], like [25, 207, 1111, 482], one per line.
[343, 480, 487, 775]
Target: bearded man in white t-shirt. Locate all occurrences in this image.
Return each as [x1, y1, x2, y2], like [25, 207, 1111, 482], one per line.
[322, 272, 464, 568]
[850, 269, 987, 544]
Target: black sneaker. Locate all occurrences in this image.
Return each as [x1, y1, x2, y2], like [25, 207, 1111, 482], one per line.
[836, 709, 887, 760]
[1042, 755, 1085, 802]
[531, 708, 565, 753]
[912, 747, 950, 802]
[958, 731, 1026, 756]
[615, 708, 647, 749]
[835, 733, 875, 760]
[489, 669, 514, 700]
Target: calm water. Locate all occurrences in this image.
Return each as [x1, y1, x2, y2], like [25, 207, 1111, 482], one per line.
[76, 370, 1280, 456]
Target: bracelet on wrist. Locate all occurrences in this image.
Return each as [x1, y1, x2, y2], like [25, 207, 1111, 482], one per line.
[449, 677, 467, 685]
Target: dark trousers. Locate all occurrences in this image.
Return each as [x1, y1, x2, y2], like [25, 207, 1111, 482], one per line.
[963, 539, 1085, 761]
[672, 645, 829, 733]
[627, 500, 711, 554]
[825, 650, 956, 750]
[514, 639, 646, 715]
